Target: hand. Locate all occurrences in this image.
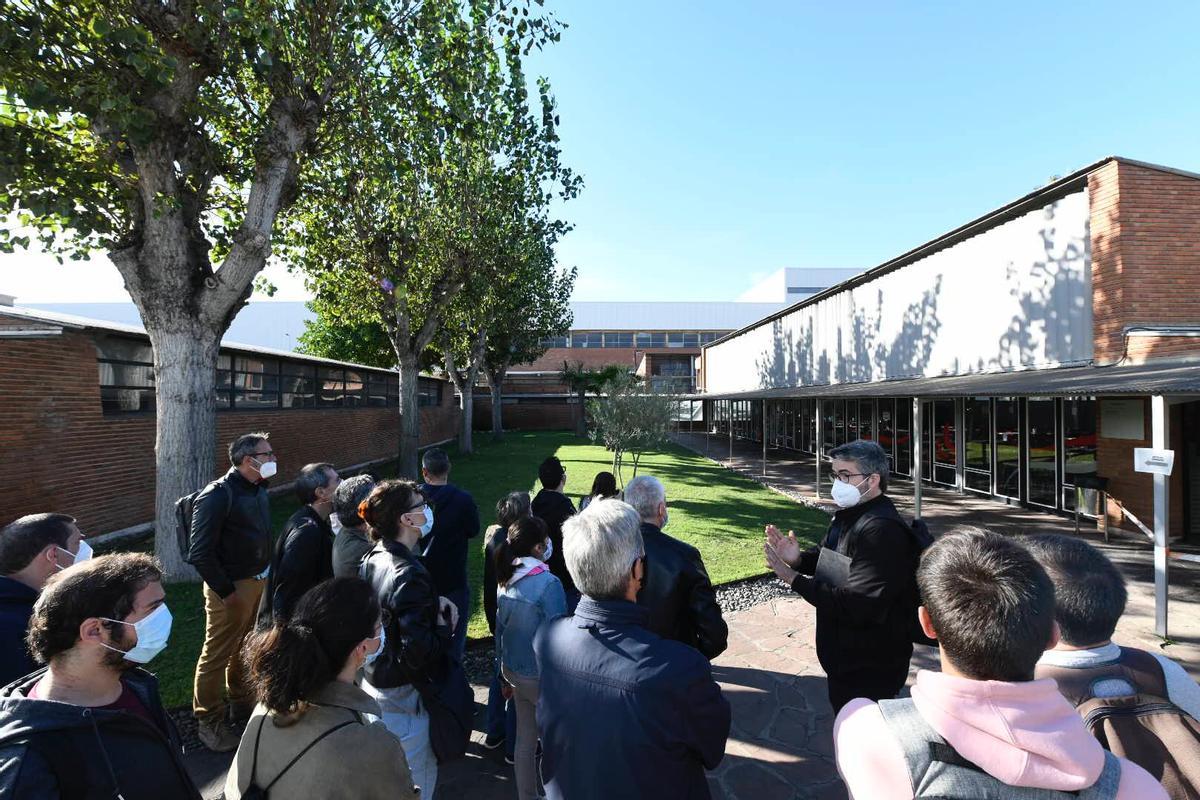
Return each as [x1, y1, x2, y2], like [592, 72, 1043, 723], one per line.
[501, 683, 514, 700]
[438, 596, 459, 630]
[765, 524, 802, 568]
[765, 541, 799, 585]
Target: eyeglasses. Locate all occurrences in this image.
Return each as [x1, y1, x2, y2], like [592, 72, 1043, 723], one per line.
[250, 451, 275, 459]
[829, 471, 871, 483]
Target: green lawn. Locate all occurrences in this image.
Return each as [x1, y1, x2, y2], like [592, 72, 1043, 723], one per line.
[131, 431, 828, 708]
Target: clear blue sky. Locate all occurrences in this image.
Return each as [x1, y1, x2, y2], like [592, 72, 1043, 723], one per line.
[526, 0, 1200, 300]
[4, 1, 1199, 304]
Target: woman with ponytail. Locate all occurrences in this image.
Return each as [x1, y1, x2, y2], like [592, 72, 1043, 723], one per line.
[224, 577, 417, 799]
[494, 515, 567, 800]
[357, 479, 456, 798]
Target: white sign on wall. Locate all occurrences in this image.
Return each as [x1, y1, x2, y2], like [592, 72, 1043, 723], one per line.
[1102, 398, 1146, 441]
[1134, 448, 1175, 476]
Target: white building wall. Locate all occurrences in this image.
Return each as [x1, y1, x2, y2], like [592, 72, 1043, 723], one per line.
[704, 190, 1093, 394]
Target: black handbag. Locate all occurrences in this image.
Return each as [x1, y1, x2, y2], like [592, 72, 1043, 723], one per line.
[416, 652, 473, 764]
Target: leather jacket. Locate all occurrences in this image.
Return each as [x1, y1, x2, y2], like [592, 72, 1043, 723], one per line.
[637, 523, 729, 660]
[359, 539, 451, 689]
[187, 468, 272, 599]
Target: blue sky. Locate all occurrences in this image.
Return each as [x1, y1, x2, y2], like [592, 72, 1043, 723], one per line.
[4, 1, 1199, 303]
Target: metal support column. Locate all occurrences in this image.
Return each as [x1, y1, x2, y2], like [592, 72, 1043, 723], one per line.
[762, 398, 768, 478]
[815, 398, 824, 498]
[912, 397, 923, 519]
[1152, 394, 1170, 638]
[705, 400, 711, 456]
[729, 402, 734, 467]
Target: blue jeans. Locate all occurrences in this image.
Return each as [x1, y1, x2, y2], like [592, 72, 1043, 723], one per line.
[486, 661, 517, 758]
[445, 586, 470, 663]
[363, 680, 437, 798]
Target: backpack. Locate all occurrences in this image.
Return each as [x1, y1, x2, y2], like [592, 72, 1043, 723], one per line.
[174, 480, 232, 565]
[907, 517, 937, 646]
[241, 716, 356, 799]
[1041, 647, 1200, 800]
[877, 697, 1122, 799]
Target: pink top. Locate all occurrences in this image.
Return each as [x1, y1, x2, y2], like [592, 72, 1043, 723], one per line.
[832, 670, 1168, 800]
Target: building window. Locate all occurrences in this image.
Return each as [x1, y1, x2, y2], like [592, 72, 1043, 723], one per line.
[281, 362, 317, 409]
[1062, 398, 1098, 511]
[1027, 398, 1058, 508]
[964, 397, 992, 494]
[932, 399, 957, 487]
[96, 337, 156, 414]
[994, 397, 1021, 499]
[636, 332, 667, 348]
[699, 332, 720, 345]
[541, 335, 568, 348]
[344, 371, 365, 407]
[603, 332, 633, 348]
[877, 399, 895, 469]
[232, 356, 281, 410]
[570, 332, 602, 349]
[318, 367, 346, 407]
[418, 377, 442, 407]
[895, 398, 913, 476]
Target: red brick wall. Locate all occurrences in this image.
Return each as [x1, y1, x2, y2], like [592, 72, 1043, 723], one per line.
[1096, 397, 1185, 538]
[1091, 161, 1200, 364]
[0, 328, 459, 536]
[471, 396, 577, 431]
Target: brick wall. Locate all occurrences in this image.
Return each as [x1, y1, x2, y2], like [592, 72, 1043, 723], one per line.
[0, 328, 459, 536]
[1096, 397, 1185, 538]
[1091, 160, 1200, 364]
[471, 395, 577, 431]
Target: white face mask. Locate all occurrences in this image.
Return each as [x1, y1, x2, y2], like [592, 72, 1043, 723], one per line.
[100, 604, 173, 664]
[254, 458, 278, 480]
[55, 539, 93, 570]
[418, 506, 434, 536]
[364, 628, 385, 667]
[830, 476, 870, 509]
[330, 514, 343, 536]
[541, 538, 554, 562]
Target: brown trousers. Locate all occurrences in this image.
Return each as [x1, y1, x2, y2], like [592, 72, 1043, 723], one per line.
[193, 577, 265, 724]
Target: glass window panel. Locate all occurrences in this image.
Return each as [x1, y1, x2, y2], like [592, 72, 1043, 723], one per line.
[233, 388, 280, 409]
[965, 470, 992, 492]
[100, 386, 156, 413]
[858, 400, 874, 440]
[895, 398, 912, 476]
[965, 398, 991, 472]
[282, 371, 316, 409]
[1062, 398, 1098, 511]
[603, 332, 633, 348]
[822, 401, 836, 449]
[877, 399, 894, 454]
[933, 400, 956, 469]
[847, 402, 859, 442]
[344, 371, 365, 407]
[571, 332, 602, 348]
[95, 337, 153, 363]
[418, 378, 442, 407]
[217, 354, 232, 370]
[318, 368, 345, 407]
[667, 332, 686, 348]
[994, 398, 1021, 498]
[215, 390, 231, 410]
[834, 401, 847, 446]
[682, 333, 699, 347]
[1027, 398, 1057, 507]
[541, 335, 567, 348]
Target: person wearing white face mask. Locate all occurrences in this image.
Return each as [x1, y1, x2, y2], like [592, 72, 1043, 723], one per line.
[763, 439, 922, 713]
[0, 552, 203, 799]
[494, 516, 567, 800]
[0, 512, 88, 685]
[189, 431, 279, 752]
[358, 480, 458, 798]
[225, 578, 418, 800]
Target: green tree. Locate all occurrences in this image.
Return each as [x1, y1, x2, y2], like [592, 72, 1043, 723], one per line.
[560, 361, 628, 437]
[0, 0, 424, 576]
[588, 373, 677, 485]
[296, 302, 396, 369]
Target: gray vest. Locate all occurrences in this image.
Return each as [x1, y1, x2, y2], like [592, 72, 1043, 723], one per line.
[877, 697, 1122, 799]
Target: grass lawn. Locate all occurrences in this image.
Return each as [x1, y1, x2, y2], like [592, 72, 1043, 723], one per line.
[130, 431, 828, 708]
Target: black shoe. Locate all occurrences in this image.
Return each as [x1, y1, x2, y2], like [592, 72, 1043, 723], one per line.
[483, 733, 505, 750]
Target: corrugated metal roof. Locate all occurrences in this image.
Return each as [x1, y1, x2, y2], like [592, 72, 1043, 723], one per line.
[686, 360, 1200, 400]
[569, 301, 784, 331]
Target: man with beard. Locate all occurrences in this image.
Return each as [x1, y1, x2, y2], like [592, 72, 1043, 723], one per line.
[0, 553, 201, 799]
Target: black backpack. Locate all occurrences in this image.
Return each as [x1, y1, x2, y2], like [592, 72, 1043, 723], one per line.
[174, 480, 231, 565]
[907, 517, 937, 646]
[241, 717, 356, 799]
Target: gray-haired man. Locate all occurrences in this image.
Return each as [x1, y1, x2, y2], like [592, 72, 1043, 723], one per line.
[764, 439, 921, 712]
[624, 475, 727, 659]
[331, 474, 377, 579]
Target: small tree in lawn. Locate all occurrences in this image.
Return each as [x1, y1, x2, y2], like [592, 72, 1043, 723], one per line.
[560, 361, 627, 437]
[588, 373, 676, 485]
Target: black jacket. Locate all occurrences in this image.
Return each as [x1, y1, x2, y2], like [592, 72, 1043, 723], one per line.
[258, 505, 334, 627]
[0, 667, 201, 799]
[187, 468, 273, 599]
[482, 524, 506, 633]
[534, 598, 730, 800]
[637, 523, 728, 660]
[332, 526, 375, 580]
[359, 539, 452, 689]
[789, 494, 919, 682]
[532, 489, 577, 597]
[417, 483, 480, 595]
[0, 577, 38, 686]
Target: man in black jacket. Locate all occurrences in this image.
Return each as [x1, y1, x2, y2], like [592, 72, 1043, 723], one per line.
[417, 448, 479, 660]
[765, 439, 920, 712]
[187, 432, 275, 752]
[624, 475, 728, 659]
[531, 456, 579, 607]
[331, 475, 377, 579]
[257, 462, 340, 627]
[0, 552, 201, 799]
[0, 513, 86, 685]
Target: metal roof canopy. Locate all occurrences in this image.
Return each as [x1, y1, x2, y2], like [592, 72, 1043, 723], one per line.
[685, 360, 1200, 401]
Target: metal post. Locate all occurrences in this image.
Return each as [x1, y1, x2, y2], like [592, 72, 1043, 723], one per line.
[815, 398, 824, 498]
[728, 401, 734, 467]
[912, 397, 923, 519]
[705, 400, 711, 456]
[1152, 394, 1170, 638]
[762, 398, 768, 477]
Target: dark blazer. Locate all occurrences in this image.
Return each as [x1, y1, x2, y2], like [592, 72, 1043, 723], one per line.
[258, 506, 334, 626]
[637, 523, 728, 660]
[359, 539, 451, 689]
[187, 468, 272, 599]
[332, 526, 374, 580]
[0, 667, 201, 799]
[0, 576, 38, 686]
[417, 483, 480, 596]
[534, 598, 730, 800]
[790, 494, 919, 682]
[531, 489, 577, 597]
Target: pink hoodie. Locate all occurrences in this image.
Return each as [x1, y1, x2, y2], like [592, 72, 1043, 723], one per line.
[833, 670, 1167, 799]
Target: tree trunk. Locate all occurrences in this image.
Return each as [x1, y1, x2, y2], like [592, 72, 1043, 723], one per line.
[576, 389, 587, 437]
[488, 366, 507, 441]
[149, 327, 221, 581]
[398, 356, 421, 479]
[459, 381, 474, 454]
